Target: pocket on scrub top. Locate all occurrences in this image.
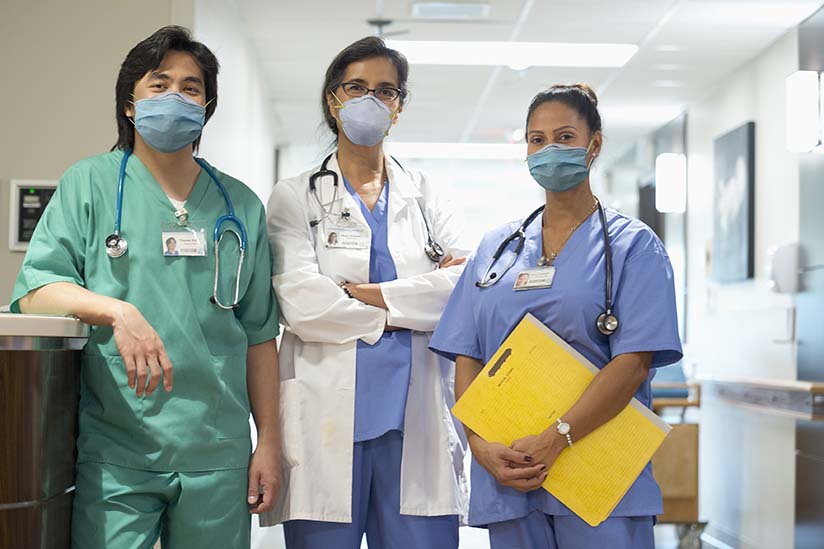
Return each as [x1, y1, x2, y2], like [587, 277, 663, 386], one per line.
[80, 354, 145, 429]
[212, 355, 251, 440]
[279, 378, 304, 469]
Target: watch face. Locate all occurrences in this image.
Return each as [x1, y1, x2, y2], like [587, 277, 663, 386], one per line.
[558, 422, 570, 435]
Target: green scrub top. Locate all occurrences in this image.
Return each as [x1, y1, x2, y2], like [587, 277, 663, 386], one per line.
[10, 149, 280, 472]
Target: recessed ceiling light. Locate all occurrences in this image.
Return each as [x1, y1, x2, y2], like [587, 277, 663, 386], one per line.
[411, 1, 491, 20]
[654, 80, 685, 88]
[655, 45, 683, 52]
[652, 63, 686, 71]
[387, 40, 638, 68]
[510, 128, 525, 142]
[601, 105, 683, 125]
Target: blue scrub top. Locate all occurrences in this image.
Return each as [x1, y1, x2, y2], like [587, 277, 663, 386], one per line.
[429, 207, 683, 526]
[343, 177, 413, 443]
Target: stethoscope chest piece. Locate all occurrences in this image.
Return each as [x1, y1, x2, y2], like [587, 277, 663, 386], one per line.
[596, 311, 619, 336]
[105, 233, 128, 258]
[425, 240, 445, 263]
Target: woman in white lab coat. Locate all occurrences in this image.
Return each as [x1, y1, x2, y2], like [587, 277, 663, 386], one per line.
[261, 36, 469, 549]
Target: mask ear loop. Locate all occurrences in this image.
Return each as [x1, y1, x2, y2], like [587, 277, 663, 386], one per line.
[329, 89, 345, 111]
[585, 135, 599, 171]
[127, 94, 137, 127]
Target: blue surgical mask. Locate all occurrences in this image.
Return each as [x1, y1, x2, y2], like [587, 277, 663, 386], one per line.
[527, 141, 594, 192]
[336, 94, 394, 147]
[133, 91, 206, 153]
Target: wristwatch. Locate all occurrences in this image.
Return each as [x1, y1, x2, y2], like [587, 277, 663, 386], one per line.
[556, 418, 573, 448]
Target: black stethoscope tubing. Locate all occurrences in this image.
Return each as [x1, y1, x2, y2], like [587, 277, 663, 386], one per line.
[476, 199, 619, 337]
[308, 153, 444, 263]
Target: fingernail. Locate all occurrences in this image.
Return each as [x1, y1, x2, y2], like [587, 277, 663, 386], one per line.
[248, 496, 257, 503]
[524, 455, 533, 463]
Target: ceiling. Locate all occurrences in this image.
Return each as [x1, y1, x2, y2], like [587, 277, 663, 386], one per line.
[235, 0, 824, 161]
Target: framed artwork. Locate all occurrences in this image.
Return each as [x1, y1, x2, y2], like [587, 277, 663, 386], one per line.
[712, 121, 755, 282]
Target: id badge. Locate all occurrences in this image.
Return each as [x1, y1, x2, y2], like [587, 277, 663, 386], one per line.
[513, 267, 556, 290]
[325, 226, 369, 249]
[161, 222, 207, 257]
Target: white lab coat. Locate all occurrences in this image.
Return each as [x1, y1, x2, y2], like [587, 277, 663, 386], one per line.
[261, 154, 470, 525]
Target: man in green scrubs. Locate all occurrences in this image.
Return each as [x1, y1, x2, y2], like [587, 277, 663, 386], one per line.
[10, 26, 281, 548]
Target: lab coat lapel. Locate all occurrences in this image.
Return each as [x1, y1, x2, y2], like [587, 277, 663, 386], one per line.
[385, 156, 421, 225]
[323, 154, 369, 230]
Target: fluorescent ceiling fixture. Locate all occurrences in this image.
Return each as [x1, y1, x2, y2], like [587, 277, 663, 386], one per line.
[386, 40, 637, 68]
[386, 142, 526, 160]
[411, 1, 490, 19]
[653, 80, 685, 88]
[786, 70, 821, 153]
[655, 153, 687, 213]
[600, 105, 683, 125]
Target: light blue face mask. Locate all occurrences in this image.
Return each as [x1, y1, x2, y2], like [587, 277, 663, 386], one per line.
[527, 140, 595, 192]
[133, 91, 206, 153]
[335, 94, 394, 147]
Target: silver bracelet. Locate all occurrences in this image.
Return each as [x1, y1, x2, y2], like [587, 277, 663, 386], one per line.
[339, 281, 354, 299]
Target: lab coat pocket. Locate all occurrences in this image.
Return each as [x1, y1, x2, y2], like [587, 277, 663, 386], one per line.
[279, 378, 304, 469]
[212, 354, 251, 440]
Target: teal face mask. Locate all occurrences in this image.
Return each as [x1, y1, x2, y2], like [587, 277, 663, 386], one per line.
[527, 140, 594, 192]
[133, 91, 206, 153]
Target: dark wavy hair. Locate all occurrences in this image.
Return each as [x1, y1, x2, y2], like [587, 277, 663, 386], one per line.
[112, 26, 219, 151]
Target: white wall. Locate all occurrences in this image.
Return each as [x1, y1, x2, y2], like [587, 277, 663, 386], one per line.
[0, 0, 193, 307]
[685, 29, 799, 548]
[194, 0, 278, 203]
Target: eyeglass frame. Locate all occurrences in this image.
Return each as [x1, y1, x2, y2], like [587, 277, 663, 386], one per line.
[333, 81, 405, 103]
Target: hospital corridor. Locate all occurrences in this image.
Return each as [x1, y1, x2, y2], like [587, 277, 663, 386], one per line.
[1, 1, 824, 548]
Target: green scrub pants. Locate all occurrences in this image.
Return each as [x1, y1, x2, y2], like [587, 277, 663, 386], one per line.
[71, 461, 250, 549]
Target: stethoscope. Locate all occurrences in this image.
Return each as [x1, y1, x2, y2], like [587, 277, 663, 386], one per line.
[309, 152, 444, 263]
[476, 199, 619, 337]
[106, 149, 248, 310]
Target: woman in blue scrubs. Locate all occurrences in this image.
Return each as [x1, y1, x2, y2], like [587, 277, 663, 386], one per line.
[430, 83, 683, 548]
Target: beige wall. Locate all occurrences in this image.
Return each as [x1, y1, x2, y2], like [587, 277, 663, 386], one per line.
[0, 0, 193, 306]
[686, 29, 799, 548]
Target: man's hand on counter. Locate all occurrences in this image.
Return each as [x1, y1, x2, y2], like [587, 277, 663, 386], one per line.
[112, 301, 174, 396]
[18, 282, 174, 396]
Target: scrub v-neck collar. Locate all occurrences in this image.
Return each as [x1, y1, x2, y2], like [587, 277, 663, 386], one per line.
[525, 207, 598, 268]
[125, 150, 212, 220]
[342, 176, 389, 230]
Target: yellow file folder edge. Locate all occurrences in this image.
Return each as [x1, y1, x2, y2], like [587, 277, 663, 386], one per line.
[452, 313, 671, 527]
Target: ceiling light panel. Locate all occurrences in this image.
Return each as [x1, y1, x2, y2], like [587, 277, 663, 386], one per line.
[386, 40, 638, 68]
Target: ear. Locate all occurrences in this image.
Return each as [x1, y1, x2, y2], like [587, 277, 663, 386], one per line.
[392, 103, 403, 125]
[326, 91, 341, 122]
[124, 100, 135, 120]
[590, 131, 603, 159]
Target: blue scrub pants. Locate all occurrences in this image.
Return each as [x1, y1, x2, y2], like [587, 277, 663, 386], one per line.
[71, 461, 250, 549]
[284, 430, 459, 549]
[487, 510, 654, 549]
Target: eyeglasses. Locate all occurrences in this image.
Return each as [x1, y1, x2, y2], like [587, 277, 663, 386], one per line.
[337, 82, 402, 102]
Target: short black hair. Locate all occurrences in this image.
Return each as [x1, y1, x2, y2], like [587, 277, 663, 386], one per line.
[165, 237, 177, 246]
[320, 36, 409, 139]
[526, 83, 602, 135]
[112, 26, 219, 151]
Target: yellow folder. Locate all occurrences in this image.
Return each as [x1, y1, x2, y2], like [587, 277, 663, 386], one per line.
[452, 313, 671, 527]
